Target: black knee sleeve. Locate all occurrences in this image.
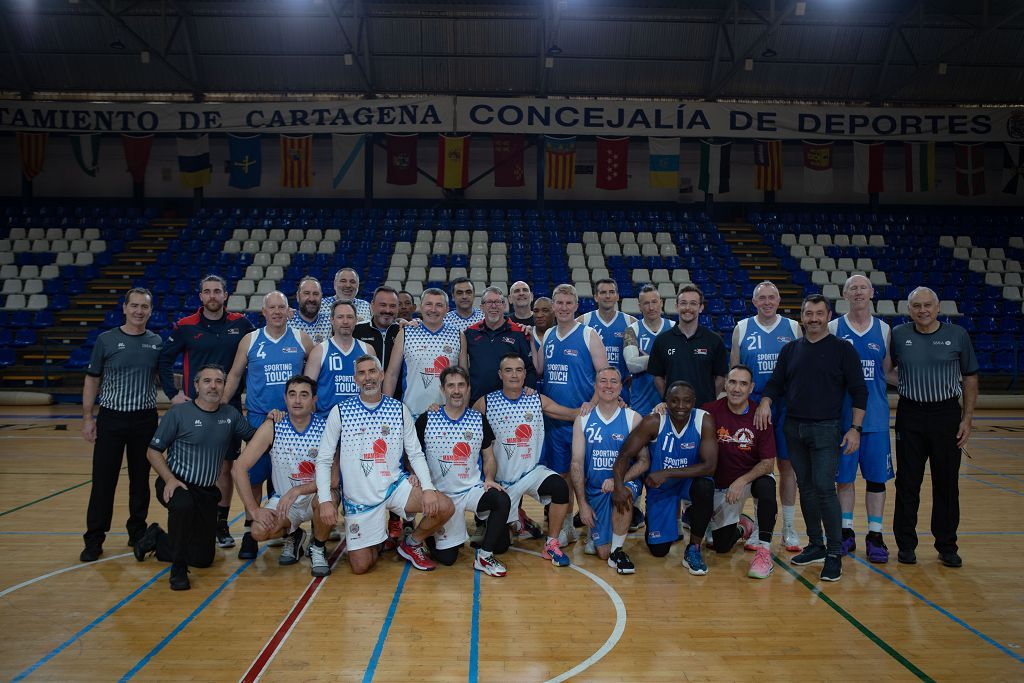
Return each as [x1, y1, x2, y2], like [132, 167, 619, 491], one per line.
[866, 480, 887, 493]
[538, 474, 570, 505]
[646, 540, 672, 557]
[712, 525, 741, 554]
[750, 474, 776, 500]
[430, 545, 460, 566]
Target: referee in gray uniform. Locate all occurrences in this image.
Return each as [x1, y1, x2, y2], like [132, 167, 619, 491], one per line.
[81, 288, 162, 562]
[890, 287, 978, 568]
[134, 364, 257, 590]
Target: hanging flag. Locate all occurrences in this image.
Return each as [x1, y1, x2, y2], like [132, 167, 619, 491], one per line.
[698, 140, 731, 194]
[595, 137, 629, 191]
[228, 134, 262, 189]
[853, 141, 885, 193]
[753, 140, 783, 191]
[436, 134, 470, 189]
[386, 133, 419, 185]
[492, 134, 525, 187]
[545, 136, 576, 190]
[121, 134, 153, 184]
[332, 133, 366, 189]
[904, 141, 935, 192]
[17, 132, 48, 181]
[802, 141, 834, 194]
[953, 142, 985, 197]
[176, 134, 212, 189]
[1003, 143, 1024, 195]
[280, 135, 313, 188]
[70, 134, 100, 177]
[648, 137, 680, 189]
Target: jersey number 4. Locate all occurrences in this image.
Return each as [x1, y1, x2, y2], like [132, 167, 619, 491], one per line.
[256, 342, 267, 359]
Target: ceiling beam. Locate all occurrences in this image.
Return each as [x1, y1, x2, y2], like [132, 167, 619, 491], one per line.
[327, 0, 373, 96]
[168, 1, 205, 101]
[355, 0, 375, 96]
[706, 0, 798, 99]
[871, 0, 924, 103]
[0, 7, 34, 97]
[704, 0, 736, 97]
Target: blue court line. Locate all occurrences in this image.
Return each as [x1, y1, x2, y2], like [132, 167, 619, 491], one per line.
[12, 566, 172, 681]
[961, 474, 1024, 496]
[962, 462, 1024, 484]
[851, 555, 1024, 666]
[468, 569, 481, 683]
[362, 562, 412, 683]
[119, 545, 268, 682]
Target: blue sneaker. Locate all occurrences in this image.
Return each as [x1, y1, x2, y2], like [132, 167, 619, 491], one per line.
[544, 538, 570, 567]
[682, 543, 708, 576]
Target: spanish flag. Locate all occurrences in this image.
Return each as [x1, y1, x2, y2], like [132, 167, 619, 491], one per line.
[437, 134, 470, 189]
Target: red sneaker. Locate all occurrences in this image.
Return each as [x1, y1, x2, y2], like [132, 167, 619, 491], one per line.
[397, 539, 436, 571]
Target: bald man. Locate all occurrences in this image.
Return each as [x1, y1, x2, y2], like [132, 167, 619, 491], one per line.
[509, 281, 534, 326]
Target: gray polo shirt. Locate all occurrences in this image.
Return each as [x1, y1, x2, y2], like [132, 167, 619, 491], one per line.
[149, 401, 257, 487]
[86, 328, 162, 411]
[891, 322, 978, 403]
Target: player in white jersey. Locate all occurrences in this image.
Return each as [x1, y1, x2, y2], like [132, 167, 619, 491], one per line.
[415, 366, 512, 577]
[321, 267, 371, 323]
[571, 367, 643, 574]
[472, 354, 580, 566]
[231, 376, 339, 577]
[316, 355, 455, 574]
[731, 280, 802, 552]
[303, 300, 376, 418]
[443, 277, 484, 332]
[289, 276, 333, 344]
[383, 287, 461, 417]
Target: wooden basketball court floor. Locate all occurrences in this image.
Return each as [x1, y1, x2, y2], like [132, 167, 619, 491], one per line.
[0, 406, 1021, 682]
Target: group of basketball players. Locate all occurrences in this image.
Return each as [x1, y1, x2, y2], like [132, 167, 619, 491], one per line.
[83, 264, 974, 591]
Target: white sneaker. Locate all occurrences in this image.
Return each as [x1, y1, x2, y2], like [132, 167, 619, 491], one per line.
[584, 536, 597, 555]
[558, 519, 579, 547]
[782, 525, 802, 552]
[309, 542, 331, 577]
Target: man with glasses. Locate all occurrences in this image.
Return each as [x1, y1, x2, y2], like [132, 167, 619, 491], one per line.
[461, 286, 536, 405]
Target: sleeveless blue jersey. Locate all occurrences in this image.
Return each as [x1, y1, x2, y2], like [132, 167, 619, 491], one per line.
[628, 316, 675, 415]
[314, 337, 370, 417]
[648, 409, 705, 497]
[829, 315, 890, 433]
[581, 407, 638, 496]
[541, 323, 597, 410]
[735, 316, 800, 400]
[245, 327, 306, 415]
[581, 311, 634, 401]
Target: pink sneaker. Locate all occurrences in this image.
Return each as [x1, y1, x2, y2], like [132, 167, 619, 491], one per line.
[543, 538, 570, 567]
[397, 539, 436, 571]
[748, 545, 774, 579]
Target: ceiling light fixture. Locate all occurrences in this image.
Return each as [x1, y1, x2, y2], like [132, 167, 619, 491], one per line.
[110, 39, 126, 50]
[761, 48, 777, 58]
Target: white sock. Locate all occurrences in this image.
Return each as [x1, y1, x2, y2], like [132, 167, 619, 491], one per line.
[405, 535, 422, 547]
[611, 533, 626, 549]
[546, 535, 557, 545]
[477, 548, 493, 559]
[782, 505, 796, 528]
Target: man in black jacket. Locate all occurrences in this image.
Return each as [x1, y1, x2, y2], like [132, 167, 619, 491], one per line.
[461, 286, 536, 405]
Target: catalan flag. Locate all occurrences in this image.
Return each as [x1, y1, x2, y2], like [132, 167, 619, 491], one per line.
[545, 136, 576, 190]
[280, 135, 313, 188]
[437, 134, 470, 189]
[17, 132, 48, 181]
[904, 141, 935, 192]
[753, 139, 783, 191]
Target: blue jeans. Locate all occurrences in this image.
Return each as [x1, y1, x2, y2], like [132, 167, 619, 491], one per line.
[783, 419, 842, 555]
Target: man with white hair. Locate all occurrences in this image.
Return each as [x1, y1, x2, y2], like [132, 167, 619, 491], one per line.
[321, 267, 371, 323]
[828, 274, 894, 563]
[890, 286, 978, 568]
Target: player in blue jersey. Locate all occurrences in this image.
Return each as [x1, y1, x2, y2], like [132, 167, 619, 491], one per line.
[828, 274, 894, 563]
[571, 367, 643, 574]
[624, 284, 676, 415]
[578, 279, 636, 403]
[443, 277, 484, 332]
[731, 280, 803, 552]
[224, 291, 315, 559]
[613, 381, 717, 575]
[536, 284, 608, 546]
[303, 300, 376, 418]
[231, 376, 340, 576]
[288, 276, 332, 345]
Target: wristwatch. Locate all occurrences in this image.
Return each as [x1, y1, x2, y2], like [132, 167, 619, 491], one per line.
[852, 425, 863, 433]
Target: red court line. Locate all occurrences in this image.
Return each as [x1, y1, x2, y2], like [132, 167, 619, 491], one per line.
[240, 541, 346, 683]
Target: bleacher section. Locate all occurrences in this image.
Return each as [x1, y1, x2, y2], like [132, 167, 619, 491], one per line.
[2, 204, 1022, 394]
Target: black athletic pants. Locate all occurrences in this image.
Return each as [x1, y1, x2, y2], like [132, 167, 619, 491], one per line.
[432, 488, 513, 565]
[894, 397, 962, 555]
[83, 407, 157, 548]
[710, 475, 778, 553]
[154, 478, 221, 569]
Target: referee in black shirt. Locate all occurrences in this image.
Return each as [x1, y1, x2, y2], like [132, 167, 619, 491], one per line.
[134, 364, 257, 590]
[755, 294, 867, 582]
[81, 288, 162, 562]
[890, 286, 978, 568]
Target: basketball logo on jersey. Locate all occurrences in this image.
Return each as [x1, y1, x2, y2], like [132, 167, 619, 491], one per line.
[503, 424, 533, 460]
[440, 441, 472, 477]
[290, 459, 317, 485]
[421, 356, 450, 388]
[360, 438, 390, 477]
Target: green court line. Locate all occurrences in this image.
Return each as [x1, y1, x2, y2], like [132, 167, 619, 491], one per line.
[0, 479, 92, 517]
[774, 555, 933, 682]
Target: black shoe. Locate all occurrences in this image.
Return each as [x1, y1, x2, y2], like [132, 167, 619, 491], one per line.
[169, 565, 191, 591]
[80, 545, 102, 562]
[572, 512, 584, 528]
[127, 531, 143, 547]
[820, 554, 842, 582]
[629, 508, 645, 532]
[238, 531, 258, 560]
[134, 523, 161, 562]
[897, 549, 917, 564]
[216, 524, 236, 549]
[790, 544, 827, 566]
[938, 551, 963, 568]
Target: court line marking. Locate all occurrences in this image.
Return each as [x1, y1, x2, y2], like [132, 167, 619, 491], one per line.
[362, 561, 412, 683]
[120, 546, 269, 682]
[468, 568, 481, 683]
[962, 461, 1024, 483]
[0, 479, 93, 517]
[11, 565, 172, 682]
[850, 555, 1024, 665]
[773, 555, 932, 681]
[509, 547, 627, 683]
[0, 552, 134, 599]
[240, 541, 347, 683]
[961, 474, 1024, 497]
